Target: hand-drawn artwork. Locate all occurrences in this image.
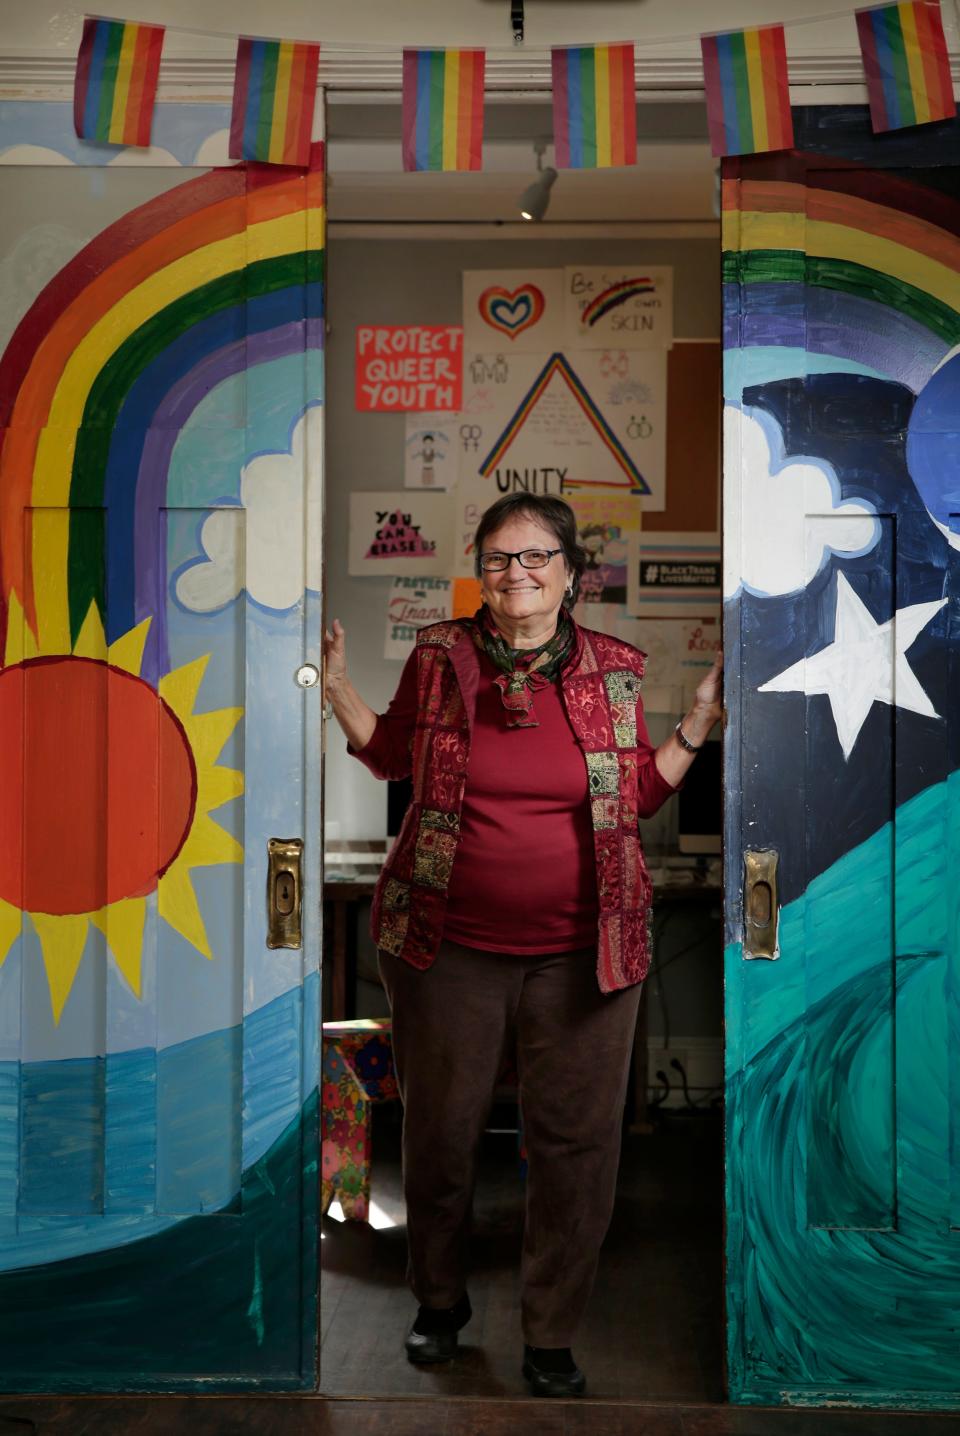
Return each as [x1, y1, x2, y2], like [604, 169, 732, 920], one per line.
[463, 269, 563, 353]
[468, 353, 510, 384]
[627, 533, 721, 618]
[355, 325, 463, 411]
[629, 616, 722, 711]
[723, 110, 960, 1410]
[567, 493, 640, 605]
[404, 412, 457, 488]
[176, 405, 323, 612]
[384, 576, 452, 658]
[759, 572, 945, 760]
[349, 492, 452, 576]
[0, 136, 324, 1385]
[722, 404, 880, 600]
[564, 266, 673, 350]
[458, 348, 666, 510]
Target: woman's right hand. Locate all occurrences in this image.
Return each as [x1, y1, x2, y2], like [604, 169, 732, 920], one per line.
[323, 618, 347, 699]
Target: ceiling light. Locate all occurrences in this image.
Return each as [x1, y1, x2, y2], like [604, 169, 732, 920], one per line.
[518, 141, 557, 222]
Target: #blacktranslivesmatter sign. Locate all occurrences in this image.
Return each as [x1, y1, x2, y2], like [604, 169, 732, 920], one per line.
[349, 492, 453, 576]
[355, 325, 464, 411]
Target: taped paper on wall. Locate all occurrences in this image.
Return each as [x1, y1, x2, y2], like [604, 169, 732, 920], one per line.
[349, 491, 453, 576]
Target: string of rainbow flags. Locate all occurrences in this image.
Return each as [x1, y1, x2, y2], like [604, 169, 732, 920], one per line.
[74, 1, 956, 170]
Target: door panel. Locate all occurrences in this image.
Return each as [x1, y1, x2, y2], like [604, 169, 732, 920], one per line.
[0, 141, 324, 1388]
[724, 108, 960, 1408]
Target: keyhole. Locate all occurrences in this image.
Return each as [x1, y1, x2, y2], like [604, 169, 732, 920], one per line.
[275, 872, 295, 916]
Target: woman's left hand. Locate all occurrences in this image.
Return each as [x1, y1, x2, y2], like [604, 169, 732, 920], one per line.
[692, 651, 724, 728]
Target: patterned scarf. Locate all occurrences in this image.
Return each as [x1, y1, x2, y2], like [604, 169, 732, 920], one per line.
[474, 606, 575, 728]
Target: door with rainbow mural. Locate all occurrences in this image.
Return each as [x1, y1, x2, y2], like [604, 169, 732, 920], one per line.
[723, 108, 960, 1408]
[0, 143, 324, 1388]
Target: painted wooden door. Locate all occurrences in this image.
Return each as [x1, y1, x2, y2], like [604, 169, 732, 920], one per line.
[0, 138, 324, 1389]
[723, 108, 960, 1409]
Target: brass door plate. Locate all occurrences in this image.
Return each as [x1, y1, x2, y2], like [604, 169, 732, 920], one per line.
[743, 848, 779, 960]
[267, 838, 303, 949]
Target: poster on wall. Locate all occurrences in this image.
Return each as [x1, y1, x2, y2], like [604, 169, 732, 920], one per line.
[452, 345, 666, 569]
[626, 531, 721, 618]
[349, 491, 453, 576]
[564, 265, 673, 350]
[569, 493, 638, 606]
[355, 325, 463, 411]
[383, 576, 483, 659]
[404, 412, 458, 488]
[462, 269, 564, 354]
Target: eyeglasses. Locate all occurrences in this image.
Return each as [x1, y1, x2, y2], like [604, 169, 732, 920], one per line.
[478, 548, 562, 572]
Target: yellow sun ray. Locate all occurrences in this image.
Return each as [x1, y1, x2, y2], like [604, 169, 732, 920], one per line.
[198, 764, 244, 813]
[30, 911, 90, 1025]
[157, 863, 212, 960]
[73, 601, 107, 660]
[183, 706, 244, 771]
[159, 653, 209, 719]
[2, 590, 39, 667]
[108, 617, 151, 676]
[0, 898, 22, 966]
[179, 812, 244, 870]
[90, 897, 147, 996]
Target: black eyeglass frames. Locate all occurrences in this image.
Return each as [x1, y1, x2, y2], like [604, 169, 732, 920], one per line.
[478, 548, 563, 572]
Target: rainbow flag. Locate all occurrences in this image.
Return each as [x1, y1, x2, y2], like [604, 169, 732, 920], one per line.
[73, 17, 164, 147]
[229, 37, 321, 167]
[700, 24, 794, 158]
[551, 44, 637, 169]
[856, 1, 956, 132]
[402, 49, 486, 172]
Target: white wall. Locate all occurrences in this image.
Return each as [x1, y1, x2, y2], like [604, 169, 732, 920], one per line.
[3, 0, 939, 56]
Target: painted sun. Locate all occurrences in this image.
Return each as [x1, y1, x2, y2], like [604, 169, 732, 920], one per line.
[0, 594, 243, 1023]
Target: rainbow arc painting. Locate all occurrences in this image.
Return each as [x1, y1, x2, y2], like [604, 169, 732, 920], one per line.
[0, 134, 325, 1386]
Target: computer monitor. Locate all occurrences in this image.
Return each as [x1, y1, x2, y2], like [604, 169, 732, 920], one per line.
[676, 736, 721, 856]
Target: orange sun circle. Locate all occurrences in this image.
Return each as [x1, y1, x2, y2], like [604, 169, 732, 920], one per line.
[0, 656, 197, 916]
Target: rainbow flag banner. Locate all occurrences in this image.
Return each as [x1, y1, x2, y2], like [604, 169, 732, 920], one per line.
[700, 24, 794, 158]
[856, 1, 956, 132]
[229, 36, 321, 166]
[402, 49, 486, 172]
[551, 44, 637, 169]
[73, 16, 165, 147]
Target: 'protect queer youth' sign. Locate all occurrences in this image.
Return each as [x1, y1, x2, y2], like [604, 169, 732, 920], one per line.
[355, 325, 463, 411]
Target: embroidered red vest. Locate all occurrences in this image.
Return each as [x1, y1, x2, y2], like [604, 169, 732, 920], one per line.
[371, 619, 654, 994]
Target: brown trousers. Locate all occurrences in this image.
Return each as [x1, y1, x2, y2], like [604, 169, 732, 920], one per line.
[379, 939, 642, 1347]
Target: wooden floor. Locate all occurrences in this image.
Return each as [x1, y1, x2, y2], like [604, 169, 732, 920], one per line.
[4, 1108, 960, 1431]
[321, 1103, 724, 1401]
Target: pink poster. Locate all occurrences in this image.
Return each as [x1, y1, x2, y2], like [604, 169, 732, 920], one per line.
[355, 325, 463, 411]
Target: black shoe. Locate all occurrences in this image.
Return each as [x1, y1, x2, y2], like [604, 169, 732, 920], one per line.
[404, 1293, 472, 1364]
[522, 1344, 586, 1397]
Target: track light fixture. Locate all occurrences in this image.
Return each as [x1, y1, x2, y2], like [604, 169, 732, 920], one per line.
[518, 141, 557, 222]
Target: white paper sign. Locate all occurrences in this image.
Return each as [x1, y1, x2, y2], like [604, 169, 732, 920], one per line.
[463, 269, 564, 354]
[627, 532, 722, 618]
[404, 413, 458, 489]
[456, 348, 666, 526]
[384, 577, 453, 658]
[564, 265, 673, 350]
[349, 492, 453, 577]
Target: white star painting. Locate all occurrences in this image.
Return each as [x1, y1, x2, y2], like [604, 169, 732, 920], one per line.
[759, 572, 946, 760]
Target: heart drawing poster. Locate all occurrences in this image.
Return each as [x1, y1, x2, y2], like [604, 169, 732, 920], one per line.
[462, 270, 563, 355]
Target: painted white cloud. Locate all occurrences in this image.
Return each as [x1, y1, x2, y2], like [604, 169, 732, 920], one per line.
[723, 404, 880, 599]
[107, 146, 179, 167]
[0, 144, 72, 166]
[193, 130, 231, 167]
[176, 406, 323, 614]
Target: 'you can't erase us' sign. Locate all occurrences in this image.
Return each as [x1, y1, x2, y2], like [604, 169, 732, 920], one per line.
[355, 325, 463, 411]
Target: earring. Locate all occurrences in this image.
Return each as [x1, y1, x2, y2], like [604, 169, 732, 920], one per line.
[565, 582, 574, 597]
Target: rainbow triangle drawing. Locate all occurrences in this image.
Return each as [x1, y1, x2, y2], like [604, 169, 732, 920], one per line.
[478, 352, 649, 494]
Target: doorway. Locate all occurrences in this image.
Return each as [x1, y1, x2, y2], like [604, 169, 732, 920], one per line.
[318, 92, 724, 1400]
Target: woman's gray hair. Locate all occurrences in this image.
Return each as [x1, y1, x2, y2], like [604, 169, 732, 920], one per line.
[473, 493, 587, 607]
